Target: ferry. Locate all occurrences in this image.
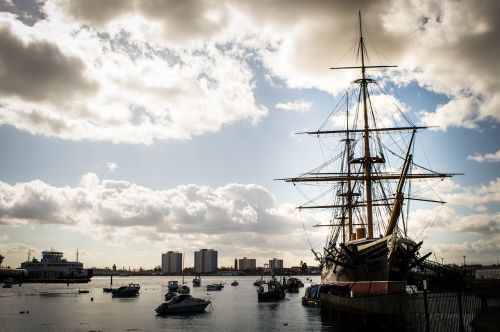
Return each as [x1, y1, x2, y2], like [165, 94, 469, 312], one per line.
[20, 250, 93, 283]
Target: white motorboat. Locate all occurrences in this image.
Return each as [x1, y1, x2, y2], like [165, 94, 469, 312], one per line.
[155, 294, 211, 315]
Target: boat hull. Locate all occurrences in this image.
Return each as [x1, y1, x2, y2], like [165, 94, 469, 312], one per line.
[257, 291, 285, 302]
[168, 302, 210, 314]
[112, 290, 139, 297]
[155, 296, 211, 315]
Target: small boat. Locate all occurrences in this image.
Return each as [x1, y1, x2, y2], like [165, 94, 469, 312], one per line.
[231, 281, 239, 286]
[283, 277, 301, 293]
[2, 283, 12, 288]
[155, 294, 211, 315]
[103, 287, 114, 293]
[178, 284, 190, 294]
[112, 283, 140, 297]
[206, 283, 223, 291]
[302, 284, 321, 306]
[167, 280, 179, 292]
[192, 275, 201, 287]
[257, 278, 285, 302]
[78, 289, 89, 294]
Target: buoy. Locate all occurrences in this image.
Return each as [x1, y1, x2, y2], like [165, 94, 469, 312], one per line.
[27, 311, 30, 314]
[91, 297, 94, 301]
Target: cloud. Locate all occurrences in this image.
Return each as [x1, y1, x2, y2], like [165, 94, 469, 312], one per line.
[405, 178, 500, 263]
[444, 178, 500, 210]
[467, 149, 500, 163]
[106, 162, 117, 172]
[275, 99, 312, 112]
[0, 0, 497, 143]
[0, 25, 97, 103]
[0, 242, 38, 256]
[428, 235, 500, 264]
[0, 2, 267, 144]
[0, 174, 323, 260]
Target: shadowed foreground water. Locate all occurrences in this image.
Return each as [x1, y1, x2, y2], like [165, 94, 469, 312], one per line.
[0, 275, 336, 331]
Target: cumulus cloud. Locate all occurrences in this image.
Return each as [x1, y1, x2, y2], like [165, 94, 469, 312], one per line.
[0, 0, 497, 143]
[0, 174, 323, 260]
[467, 149, 500, 163]
[0, 1, 267, 144]
[445, 178, 500, 210]
[406, 178, 500, 262]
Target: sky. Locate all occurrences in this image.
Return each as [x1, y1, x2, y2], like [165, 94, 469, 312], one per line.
[0, 0, 499, 269]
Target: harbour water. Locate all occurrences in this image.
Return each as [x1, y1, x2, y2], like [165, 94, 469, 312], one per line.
[0, 275, 334, 331]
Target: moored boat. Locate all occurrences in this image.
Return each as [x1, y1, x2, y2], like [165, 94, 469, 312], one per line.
[302, 284, 321, 306]
[167, 280, 179, 292]
[178, 284, 190, 294]
[257, 277, 285, 302]
[206, 283, 223, 291]
[231, 280, 239, 286]
[283, 277, 301, 293]
[155, 294, 211, 315]
[112, 283, 140, 297]
[192, 274, 201, 287]
[20, 249, 92, 283]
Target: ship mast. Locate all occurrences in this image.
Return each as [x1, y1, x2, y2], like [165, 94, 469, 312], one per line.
[346, 93, 353, 240]
[358, 12, 374, 238]
[281, 12, 458, 241]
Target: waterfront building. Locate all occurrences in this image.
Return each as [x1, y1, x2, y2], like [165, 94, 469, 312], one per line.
[161, 251, 182, 274]
[239, 257, 256, 271]
[269, 258, 284, 274]
[194, 249, 218, 273]
[234, 258, 238, 270]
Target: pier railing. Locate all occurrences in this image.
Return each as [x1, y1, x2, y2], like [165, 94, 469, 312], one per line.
[321, 279, 500, 331]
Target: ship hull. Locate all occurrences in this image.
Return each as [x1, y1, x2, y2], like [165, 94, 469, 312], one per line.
[320, 235, 421, 318]
[320, 291, 403, 316]
[322, 234, 421, 284]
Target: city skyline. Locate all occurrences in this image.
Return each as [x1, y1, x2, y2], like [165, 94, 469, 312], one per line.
[0, 1, 499, 269]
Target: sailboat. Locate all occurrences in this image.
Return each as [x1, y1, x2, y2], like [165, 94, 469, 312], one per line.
[281, 12, 456, 315]
[178, 253, 190, 294]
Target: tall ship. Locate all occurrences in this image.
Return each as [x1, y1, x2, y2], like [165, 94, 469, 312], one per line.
[20, 249, 93, 283]
[281, 13, 456, 315]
